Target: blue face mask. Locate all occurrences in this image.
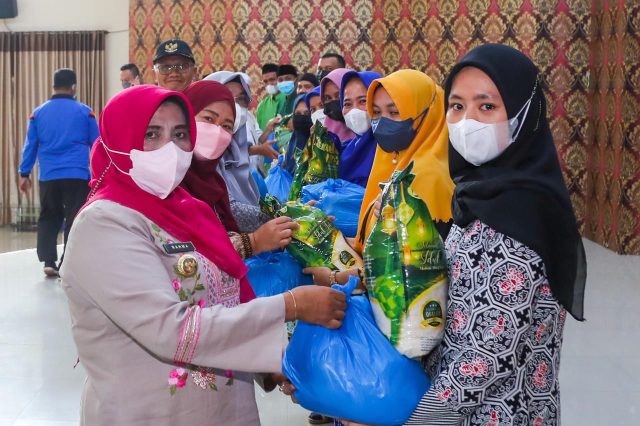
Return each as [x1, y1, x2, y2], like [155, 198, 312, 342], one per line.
[277, 80, 295, 96]
[371, 107, 430, 153]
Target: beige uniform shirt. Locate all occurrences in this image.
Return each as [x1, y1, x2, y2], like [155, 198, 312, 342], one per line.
[60, 200, 286, 425]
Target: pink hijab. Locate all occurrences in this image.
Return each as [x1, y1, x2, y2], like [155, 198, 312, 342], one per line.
[84, 85, 255, 303]
[321, 68, 356, 142]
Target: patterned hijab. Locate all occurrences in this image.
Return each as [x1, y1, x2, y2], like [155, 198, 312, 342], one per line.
[356, 70, 455, 252]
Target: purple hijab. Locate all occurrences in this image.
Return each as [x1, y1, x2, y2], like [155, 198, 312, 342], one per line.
[337, 70, 383, 188]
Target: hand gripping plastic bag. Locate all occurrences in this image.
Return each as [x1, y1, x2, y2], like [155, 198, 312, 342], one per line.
[363, 161, 448, 359]
[264, 156, 294, 203]
[282, 276, 431, 426]
[289, 122, 339, 201]
[260, 194, 362, 271]
[244, 250, 313, 297]
[301, 178, 365, 238]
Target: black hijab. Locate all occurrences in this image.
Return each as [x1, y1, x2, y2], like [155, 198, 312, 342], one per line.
[444, 44, 586, 321]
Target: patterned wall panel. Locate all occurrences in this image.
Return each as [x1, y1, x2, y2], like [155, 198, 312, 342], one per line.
[586, 1, 640, 254]
[130, 0, 639, 254]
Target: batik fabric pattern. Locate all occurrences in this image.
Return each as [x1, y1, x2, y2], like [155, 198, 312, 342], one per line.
[130, 0, 640, 255]
[407, 219, 566, 425]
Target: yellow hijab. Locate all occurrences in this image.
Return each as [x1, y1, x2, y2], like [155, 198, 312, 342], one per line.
[355, 69, 454, 253]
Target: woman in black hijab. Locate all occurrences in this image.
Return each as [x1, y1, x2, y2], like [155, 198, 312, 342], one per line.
[405, 44, 586, 425]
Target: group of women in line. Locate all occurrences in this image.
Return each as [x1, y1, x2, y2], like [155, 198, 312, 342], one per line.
[60, 44, 586, 425]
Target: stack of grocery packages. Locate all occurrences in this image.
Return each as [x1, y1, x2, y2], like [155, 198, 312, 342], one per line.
[250, 121, 448, 425]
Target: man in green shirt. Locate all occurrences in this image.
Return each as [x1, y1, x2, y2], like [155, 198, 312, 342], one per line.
[276, 64, 299, 116]
[256, 63, 286, 131]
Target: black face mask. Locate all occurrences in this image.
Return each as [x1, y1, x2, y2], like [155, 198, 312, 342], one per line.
[317, 70, 329, 81]
[323, 100, 344, 122]
[372, 107, 429, 153]
[292, 114, 313, 133]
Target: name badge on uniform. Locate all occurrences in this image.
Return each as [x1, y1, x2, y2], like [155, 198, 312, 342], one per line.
[163, 242, 195, 254]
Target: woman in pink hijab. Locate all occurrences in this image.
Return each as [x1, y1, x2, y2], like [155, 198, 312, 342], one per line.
[320, 68, 356, 143]
[60, 85, 346, 425]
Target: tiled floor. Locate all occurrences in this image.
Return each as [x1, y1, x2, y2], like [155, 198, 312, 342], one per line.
[0, 231, 638, 425]
[0, 227, 39, 253]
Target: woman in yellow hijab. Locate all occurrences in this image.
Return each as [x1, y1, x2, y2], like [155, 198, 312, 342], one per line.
[354, 69, 454, 252]
[303, 69, 454, 288]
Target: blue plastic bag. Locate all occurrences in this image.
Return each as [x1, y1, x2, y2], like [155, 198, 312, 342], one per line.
[282, 277, 430, 425]
[265, 157, 294, 203]
[251, 169, 268, 200]
[244, 250, 313, 297]
[301, 179, 365, 238]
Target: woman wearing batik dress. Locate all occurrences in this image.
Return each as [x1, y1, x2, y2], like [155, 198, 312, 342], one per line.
[405, 44, 586, 426]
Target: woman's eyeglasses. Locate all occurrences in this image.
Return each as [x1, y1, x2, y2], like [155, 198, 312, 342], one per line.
[153, 63, 193, 75]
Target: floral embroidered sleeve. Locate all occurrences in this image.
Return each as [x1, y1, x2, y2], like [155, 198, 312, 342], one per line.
[406, 222, 551, 425]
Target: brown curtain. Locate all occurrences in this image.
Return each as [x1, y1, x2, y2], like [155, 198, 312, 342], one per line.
[0, 33, 14, 226]
[0, 31, 105, 225]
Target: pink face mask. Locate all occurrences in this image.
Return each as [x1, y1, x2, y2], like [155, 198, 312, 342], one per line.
[194, 121, 233, 160]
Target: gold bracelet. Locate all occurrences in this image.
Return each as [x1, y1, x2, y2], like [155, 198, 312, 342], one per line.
[287, 290, 297, 320]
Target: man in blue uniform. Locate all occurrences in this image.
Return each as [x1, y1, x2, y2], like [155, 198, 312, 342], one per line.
[18, 68, 99, 277]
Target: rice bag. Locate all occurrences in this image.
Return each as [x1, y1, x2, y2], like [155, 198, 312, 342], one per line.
[363, 161, 448, 358]
[261, 194, 362, 271]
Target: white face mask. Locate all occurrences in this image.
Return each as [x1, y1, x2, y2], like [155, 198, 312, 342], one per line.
[311, 109, 326, 126]
[234, 103, 248, 133]
[448, 94, 533, 166]
[102, 140, 193, 199]
[344, 108, 371, 135]
[265, 84, 278, 96]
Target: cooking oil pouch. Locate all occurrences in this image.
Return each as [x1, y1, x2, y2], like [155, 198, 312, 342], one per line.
[363, 162, 448, 358]
[288, 122, 339, 201]
[261, 194, 362, 271]
[273, 115, 293, 155]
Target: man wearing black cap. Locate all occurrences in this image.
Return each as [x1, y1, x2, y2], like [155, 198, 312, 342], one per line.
[153, 39, 197, 92]
[276, 64, 298, 116]
[18, 68, 99, 277]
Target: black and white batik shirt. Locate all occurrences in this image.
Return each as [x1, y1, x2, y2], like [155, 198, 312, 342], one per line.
[406, 220, 566, 426]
